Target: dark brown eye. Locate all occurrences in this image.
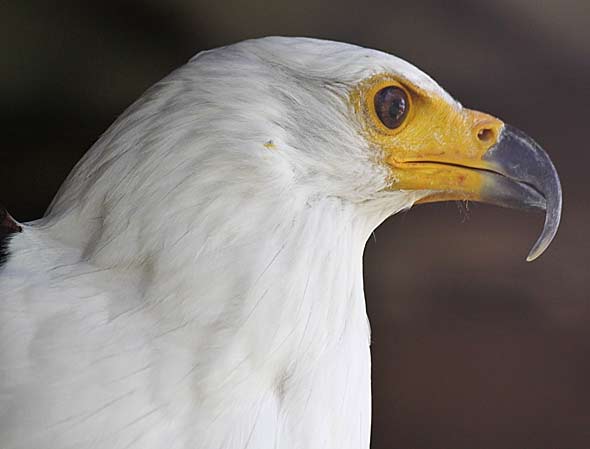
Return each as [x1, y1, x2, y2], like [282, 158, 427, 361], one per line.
[373, 86, 409, 129]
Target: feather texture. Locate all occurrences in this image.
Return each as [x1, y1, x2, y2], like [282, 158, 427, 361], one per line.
[0, 37, 446, 448]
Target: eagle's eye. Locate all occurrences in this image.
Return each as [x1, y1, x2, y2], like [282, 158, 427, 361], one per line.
[373, 86, 409, 130]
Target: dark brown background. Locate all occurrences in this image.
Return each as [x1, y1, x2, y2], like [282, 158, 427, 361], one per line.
[2, 1, 589, 448]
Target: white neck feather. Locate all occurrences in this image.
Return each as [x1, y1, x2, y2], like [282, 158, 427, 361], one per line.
[43, 143, 421, 446]
[120, 194, 415, 448]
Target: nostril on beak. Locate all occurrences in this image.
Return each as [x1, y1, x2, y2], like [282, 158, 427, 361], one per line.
[477, 127, 495, 143]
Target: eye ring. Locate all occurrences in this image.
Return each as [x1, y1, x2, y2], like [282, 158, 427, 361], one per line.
[373, 86, 409, 130]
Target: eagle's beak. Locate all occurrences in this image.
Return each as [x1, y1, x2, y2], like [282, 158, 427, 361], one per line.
[392, 119, 562, 261]
[478, 125, 562, 261]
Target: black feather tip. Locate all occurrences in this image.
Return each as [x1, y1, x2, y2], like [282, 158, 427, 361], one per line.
[0, 206, 22, 268]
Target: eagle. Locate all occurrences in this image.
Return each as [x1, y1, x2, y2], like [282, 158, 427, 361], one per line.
[0, 37, 561, 449]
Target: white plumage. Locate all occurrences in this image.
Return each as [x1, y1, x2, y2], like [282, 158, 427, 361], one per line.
[0, 37, 560, 449]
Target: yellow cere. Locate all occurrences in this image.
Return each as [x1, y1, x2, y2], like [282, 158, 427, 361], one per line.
[350, 74, 505, 203]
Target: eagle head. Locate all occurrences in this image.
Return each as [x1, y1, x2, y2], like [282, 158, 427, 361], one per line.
[47, 37, 561, 266]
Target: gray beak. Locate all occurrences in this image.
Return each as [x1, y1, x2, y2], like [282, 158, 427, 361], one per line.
[482, 125, 562, 261]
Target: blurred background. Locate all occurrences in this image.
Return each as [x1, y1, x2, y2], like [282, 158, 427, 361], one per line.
[1, 1, 589, 448]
